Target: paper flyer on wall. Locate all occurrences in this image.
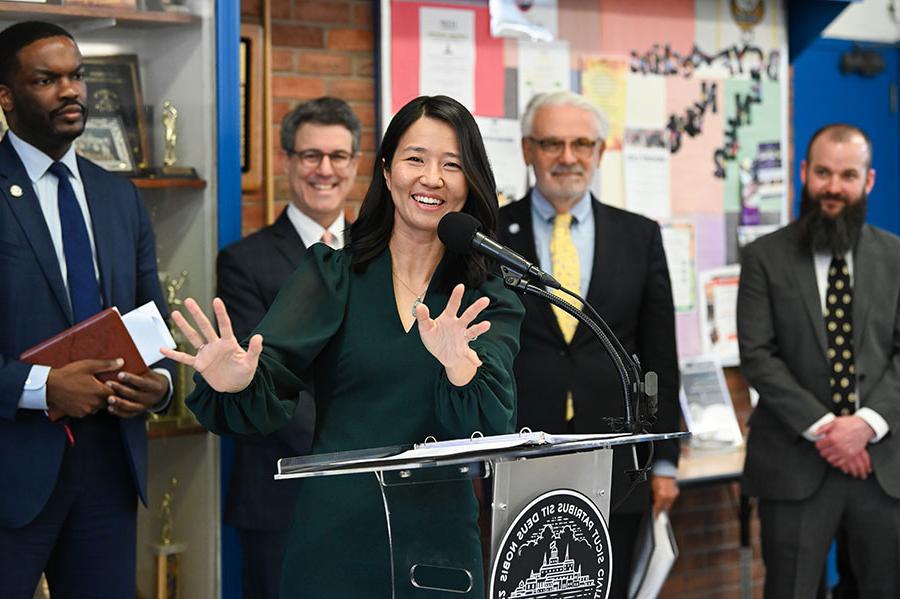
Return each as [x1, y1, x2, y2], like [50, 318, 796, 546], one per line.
[517, 40, 570, 114]
[419, 6, 476, 110]
[474, 116, 528, 203]
[699, 265, 741, 366]
[581, 56, 627, 150]
[623, 127, 671, 221]
[661, 221, 696, 313]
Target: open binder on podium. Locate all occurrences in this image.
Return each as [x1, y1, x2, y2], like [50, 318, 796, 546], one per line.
[277, 429, 688, 598]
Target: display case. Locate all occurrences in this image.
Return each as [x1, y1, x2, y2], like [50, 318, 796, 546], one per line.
[0, 2, 220, 597]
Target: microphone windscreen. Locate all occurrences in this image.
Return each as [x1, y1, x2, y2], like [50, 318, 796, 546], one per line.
[438, 212, 481, 254]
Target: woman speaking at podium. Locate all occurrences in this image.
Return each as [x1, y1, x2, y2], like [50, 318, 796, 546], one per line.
[163, 95, 523, 597]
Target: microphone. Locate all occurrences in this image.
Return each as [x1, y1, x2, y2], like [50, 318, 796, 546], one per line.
[438, 212, 561, 289]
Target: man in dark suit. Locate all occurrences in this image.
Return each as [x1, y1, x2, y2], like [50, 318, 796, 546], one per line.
[498, 91, 681, 597]
[217, 96, 360, 599]
[0, 22, 171, 597]
[738, 124, 900, 598]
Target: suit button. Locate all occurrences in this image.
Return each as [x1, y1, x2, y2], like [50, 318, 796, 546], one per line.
[559, 350, 566, 357]
[859, 373, 866, 382]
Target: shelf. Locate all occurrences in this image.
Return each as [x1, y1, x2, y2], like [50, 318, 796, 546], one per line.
[148, 423, 208, 440]
[132, 176, 207, 189]
[0, 2, 200, 27]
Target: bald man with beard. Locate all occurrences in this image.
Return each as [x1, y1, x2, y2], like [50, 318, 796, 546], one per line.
[738, 124, 900, 598]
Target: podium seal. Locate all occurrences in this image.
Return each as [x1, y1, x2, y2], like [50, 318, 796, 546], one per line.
[490, 489, 612, 599]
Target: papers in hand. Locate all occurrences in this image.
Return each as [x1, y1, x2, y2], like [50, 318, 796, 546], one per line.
[121, 301, 176, 366]
[629, 510, 678, 599]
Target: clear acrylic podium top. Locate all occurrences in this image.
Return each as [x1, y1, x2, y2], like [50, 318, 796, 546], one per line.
[275, 430, 688, 481]
[274, 430, 688, 599]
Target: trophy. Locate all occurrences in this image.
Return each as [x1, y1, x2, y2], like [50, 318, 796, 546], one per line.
[154, 100, 197, 178]
[149, 270, 197, 428]
[152, 478, 186, 599]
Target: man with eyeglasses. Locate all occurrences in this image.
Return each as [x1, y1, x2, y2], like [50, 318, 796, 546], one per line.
[216, 96, 360, 599]
[498, 90, 681, 597]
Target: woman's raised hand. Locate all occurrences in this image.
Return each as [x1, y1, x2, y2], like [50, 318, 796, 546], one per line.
[416, 284, 491, 387]
[160, 297, 263, 393]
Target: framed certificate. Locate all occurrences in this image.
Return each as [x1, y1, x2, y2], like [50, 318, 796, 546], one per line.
[83, 55, 151, 171]
[240, 24, 263, 191]
[75, 116, 136, 174]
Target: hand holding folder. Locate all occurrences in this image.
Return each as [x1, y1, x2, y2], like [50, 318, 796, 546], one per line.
[20, 302, 175, 420]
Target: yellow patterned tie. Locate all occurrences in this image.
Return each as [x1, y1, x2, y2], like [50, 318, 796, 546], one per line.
[549, 212, 581, 343]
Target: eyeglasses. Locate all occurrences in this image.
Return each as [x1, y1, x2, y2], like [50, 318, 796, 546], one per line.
[527, 137, 601, 158]
[287, 148, 354, 169]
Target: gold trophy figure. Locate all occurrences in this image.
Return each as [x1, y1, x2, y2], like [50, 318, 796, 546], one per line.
[153, 478, 186, 599]
[157, 100, 197, 177]
[149, 271, 195, 428]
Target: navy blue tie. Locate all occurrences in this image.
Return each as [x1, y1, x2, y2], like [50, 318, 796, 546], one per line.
[49, 162, 101, 323]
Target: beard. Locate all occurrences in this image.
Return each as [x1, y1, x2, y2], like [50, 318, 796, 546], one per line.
[798, 185, 867, 255]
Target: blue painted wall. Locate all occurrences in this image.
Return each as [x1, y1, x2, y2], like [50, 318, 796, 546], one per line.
[793, 38, 900, 233]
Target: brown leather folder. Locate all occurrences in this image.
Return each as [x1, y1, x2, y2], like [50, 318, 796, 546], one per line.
[20, 308, 148, 420]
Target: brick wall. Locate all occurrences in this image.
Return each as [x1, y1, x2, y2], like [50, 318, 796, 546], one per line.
[237, 2, 766, 596]
[661, 369, 765, 598]
[240, 0, 377, 235]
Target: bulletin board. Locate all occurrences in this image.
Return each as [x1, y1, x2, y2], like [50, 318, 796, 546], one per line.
[377, 0, 790, 363]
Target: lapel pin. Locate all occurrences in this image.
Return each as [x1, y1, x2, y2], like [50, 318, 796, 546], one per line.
[10, 185, 23, 198]
[508, 223, 520, 234]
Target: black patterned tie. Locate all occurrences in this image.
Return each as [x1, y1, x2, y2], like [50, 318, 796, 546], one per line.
[824, 256, 856, 415]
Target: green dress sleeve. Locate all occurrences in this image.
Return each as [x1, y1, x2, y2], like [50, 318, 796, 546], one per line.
[186, 244, 349, 436]
[433, 275, 524, 438]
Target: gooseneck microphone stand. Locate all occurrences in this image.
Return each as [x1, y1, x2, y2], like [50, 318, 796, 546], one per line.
[500, 265, 659, 499]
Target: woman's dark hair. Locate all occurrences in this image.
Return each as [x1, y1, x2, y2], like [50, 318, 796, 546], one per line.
[349, 95, 498, 289]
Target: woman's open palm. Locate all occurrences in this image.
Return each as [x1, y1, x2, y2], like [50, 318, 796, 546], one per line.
[161, 297, 263, 393]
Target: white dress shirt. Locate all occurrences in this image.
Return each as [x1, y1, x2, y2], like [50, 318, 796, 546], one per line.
[10, 131, 171, 410]
[286, 203, 346, 250]
[803, 250, 889, 443]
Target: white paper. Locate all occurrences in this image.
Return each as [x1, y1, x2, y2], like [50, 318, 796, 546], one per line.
[419, 7, 475, 110]
[699, 265, 741, 367]
[623, 127, 670, 220]
[661, 222, 696, 312]
[122, 301, 176, 367]
[517, 40, 570, 114]
[625, 73, 667, 128]
[678, 356, 743, 448]
[474, 116, 528, 202]
[629, 511, 678, 599]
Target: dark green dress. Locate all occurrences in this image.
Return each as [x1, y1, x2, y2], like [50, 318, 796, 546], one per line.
[187, 245, 523, 598]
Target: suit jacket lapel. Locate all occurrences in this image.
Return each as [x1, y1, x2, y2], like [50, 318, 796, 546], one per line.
[79, 158, 114, 309]
[271, 208, 307, 267]
[789, 228, 828, 357]
[852, 225, 875, 351]
[0, 137, 73, 323]
[575, 197, 614, 345]
[507, 193, 567, 345]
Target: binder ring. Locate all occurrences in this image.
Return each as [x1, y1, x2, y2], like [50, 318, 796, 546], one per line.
[422, 435, 437, 446]
[519, 427, 532, 435]
[470, 431, 484, 440]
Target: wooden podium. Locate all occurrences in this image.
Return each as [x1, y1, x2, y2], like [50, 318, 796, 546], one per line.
[277, 430, 687, 598]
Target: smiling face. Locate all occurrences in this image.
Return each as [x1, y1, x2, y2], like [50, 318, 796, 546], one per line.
[800, 131, 874, 220]
[0, 35, 87, 159]
[384, 116, 468, 238]
[284, 122, 358, 228]
[523, 103, 604, 212]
